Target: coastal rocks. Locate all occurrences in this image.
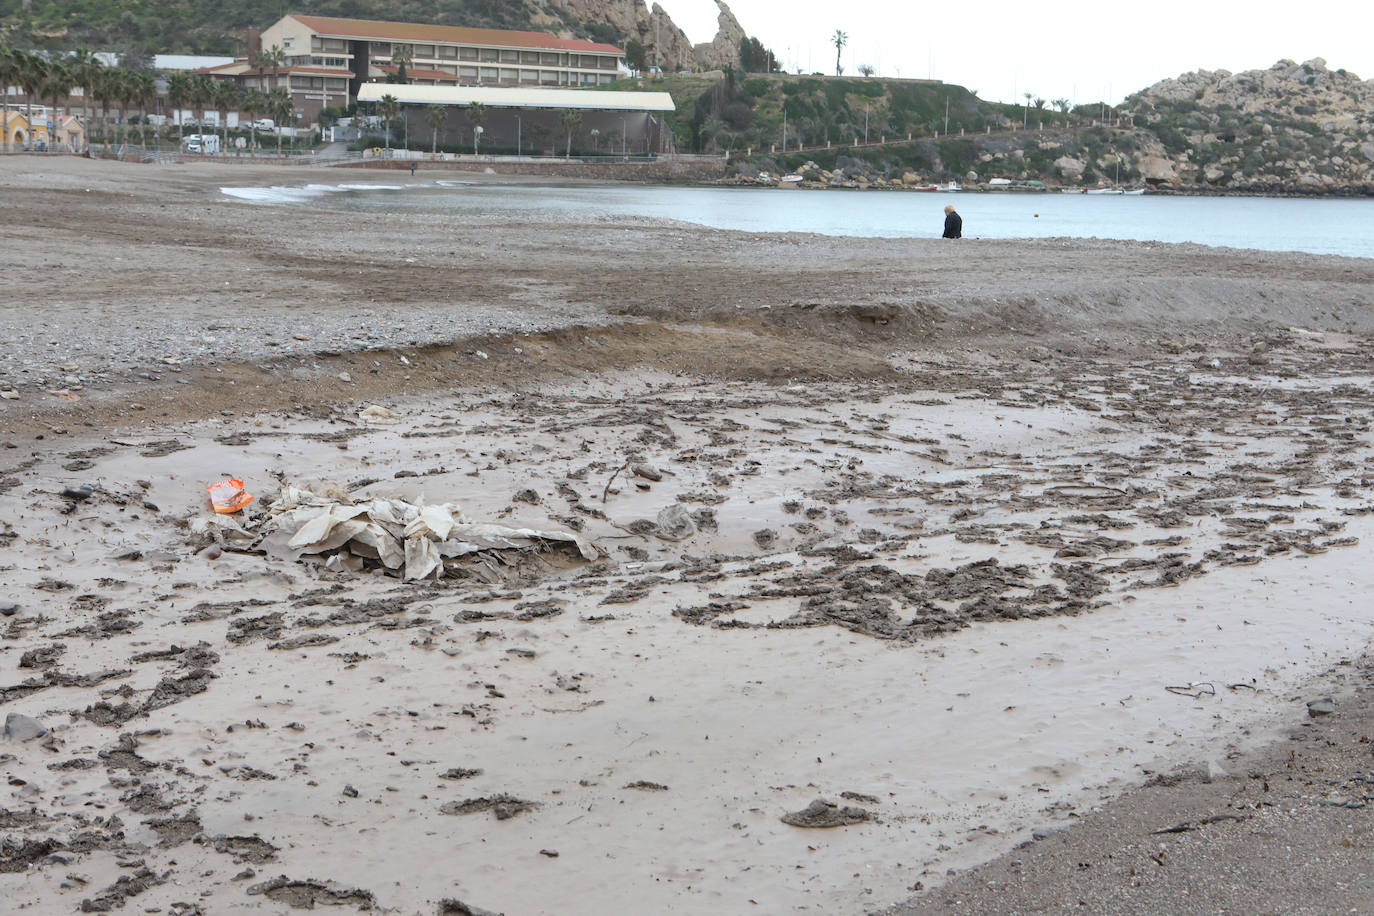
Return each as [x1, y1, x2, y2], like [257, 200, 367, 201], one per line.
[1054, 156, 1085, 179]
[1136, 155, 1177, 184]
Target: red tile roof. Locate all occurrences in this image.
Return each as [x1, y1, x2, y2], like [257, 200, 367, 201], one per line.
[288, 15, 623, 55]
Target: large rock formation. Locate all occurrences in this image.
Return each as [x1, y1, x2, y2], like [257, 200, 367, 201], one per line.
[1122, 58, 1374, 191]
[692, 0, 746, 71]
[544, 0, 745, 72]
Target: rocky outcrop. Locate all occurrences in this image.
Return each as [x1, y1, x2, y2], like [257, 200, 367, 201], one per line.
[1123, 58, 1374, 192]
[544, 0, 744, 73]
[692, 0, 746, 71]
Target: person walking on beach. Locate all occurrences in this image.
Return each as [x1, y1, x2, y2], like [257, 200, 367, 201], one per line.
[942, 204, 962, 239]
[409, 162, 416, 176]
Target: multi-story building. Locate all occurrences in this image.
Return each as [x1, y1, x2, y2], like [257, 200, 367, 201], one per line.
[221, 14, 625, 123]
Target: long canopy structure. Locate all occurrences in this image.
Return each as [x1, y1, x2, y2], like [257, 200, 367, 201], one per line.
[356, 83, 675, 112]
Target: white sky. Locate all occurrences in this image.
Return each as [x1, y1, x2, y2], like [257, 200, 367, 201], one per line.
[653, 0, 1373, 105]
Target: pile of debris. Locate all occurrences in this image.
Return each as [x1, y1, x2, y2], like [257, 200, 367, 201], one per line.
[193, 482, 598, 581]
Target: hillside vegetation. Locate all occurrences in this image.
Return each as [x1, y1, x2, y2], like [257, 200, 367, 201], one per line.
[0, 0, 623, 56]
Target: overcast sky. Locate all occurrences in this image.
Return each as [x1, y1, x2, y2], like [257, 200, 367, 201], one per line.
[653, 0, 1373, 105]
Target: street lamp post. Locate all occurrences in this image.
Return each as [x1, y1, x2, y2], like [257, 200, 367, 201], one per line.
[515, 114, 521, 156]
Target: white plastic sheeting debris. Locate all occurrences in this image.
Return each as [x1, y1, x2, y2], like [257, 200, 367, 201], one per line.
[199, 483, 598, 580]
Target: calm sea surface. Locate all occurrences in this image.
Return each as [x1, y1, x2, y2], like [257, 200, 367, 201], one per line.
[226, 181, 1374, 259]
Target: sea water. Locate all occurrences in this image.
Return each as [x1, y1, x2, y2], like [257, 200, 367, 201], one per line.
[221, 180, 1374, 259]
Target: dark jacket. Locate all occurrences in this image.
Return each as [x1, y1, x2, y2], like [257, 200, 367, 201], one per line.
[943, 211, 962, 239]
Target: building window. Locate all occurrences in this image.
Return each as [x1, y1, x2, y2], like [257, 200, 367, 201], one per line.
[414, 44, 434, 57]
[325, 57, 346, 67]
[283, 37, 294, 49]
[499, 50, 518, 63]
[520, 51, 539, 64]
[370, 42, 389, 53]
[600, 57, 618, 70]
[459, 66, 478, 79]
[540, 52, 559, 65]
[459, 47, 477, 61]
[479, 67, 498, 81]
[540, 70, 558, 85]
[520, 70, 538, 83]
[479, 48, 498, 62]
[438, 46, 457, 59]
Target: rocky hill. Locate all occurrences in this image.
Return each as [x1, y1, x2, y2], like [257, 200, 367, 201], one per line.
[1120, 57, 1374, 192]
[689, 59, 1373, 195]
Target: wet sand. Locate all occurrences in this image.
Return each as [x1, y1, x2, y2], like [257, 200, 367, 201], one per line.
[2, 157, 1373, 914]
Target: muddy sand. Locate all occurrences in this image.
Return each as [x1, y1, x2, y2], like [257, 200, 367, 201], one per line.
[2, 157, 1374, 914]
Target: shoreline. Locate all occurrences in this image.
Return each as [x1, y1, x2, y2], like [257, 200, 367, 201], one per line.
[7, 150, 1374, 199]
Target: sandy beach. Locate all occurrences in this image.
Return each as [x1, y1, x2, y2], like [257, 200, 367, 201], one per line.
[2, 157, 1374, 915]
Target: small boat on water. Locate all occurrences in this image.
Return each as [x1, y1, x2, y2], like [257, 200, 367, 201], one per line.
[1060, 188, 1084, 194]
[1085, 188, 1123, 195]
[780, 174, 803, 184]
[936, 181, 962, 192]
[1121, 188, 1146, 195]
[911, 184, 939, 192]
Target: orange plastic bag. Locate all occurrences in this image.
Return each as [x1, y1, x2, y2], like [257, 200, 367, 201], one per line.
[206, 479, 254, 514]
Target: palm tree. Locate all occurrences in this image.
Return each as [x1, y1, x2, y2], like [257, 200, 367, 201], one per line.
[189, 75, 215, 152]
[831, 30, 847, 77]
[268, 88, 292, 154]
[18, 51, 48, 150]
[242, 88, 267, 152]
[213, 80, 238, 153]
[254, 44, 286, 94]
[166, 72, 190, 147]
[466, 101, 485, 155]
[560, 108, 581, 158]
[119, 69, 145, 147]
[0, 47, 17, 152]
[1022, 91, 1032, 127]
[69, 49, 101, 152]
[132, 72, 156, 148]
[92, 65, 116, 152]
[42, 60, 73, 151]
[425, 103, 445, 154]
[1052, 98, 1070, 114]
[377, 93, 399, 156]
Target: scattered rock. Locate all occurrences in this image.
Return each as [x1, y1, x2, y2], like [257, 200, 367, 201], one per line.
[246, 876, 375, 910]
[439, 898, 503, 916]
[780, 798, 873, 828]
[3, 713, 49, 742]
[655, 504, 696, 541]
[438, 794, 539, 820]
[1307, 697, 1336, 717]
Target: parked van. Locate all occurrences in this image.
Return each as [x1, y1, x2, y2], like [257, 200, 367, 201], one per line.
[184, 134, 220, 154]
[252, 119, 275, 133]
